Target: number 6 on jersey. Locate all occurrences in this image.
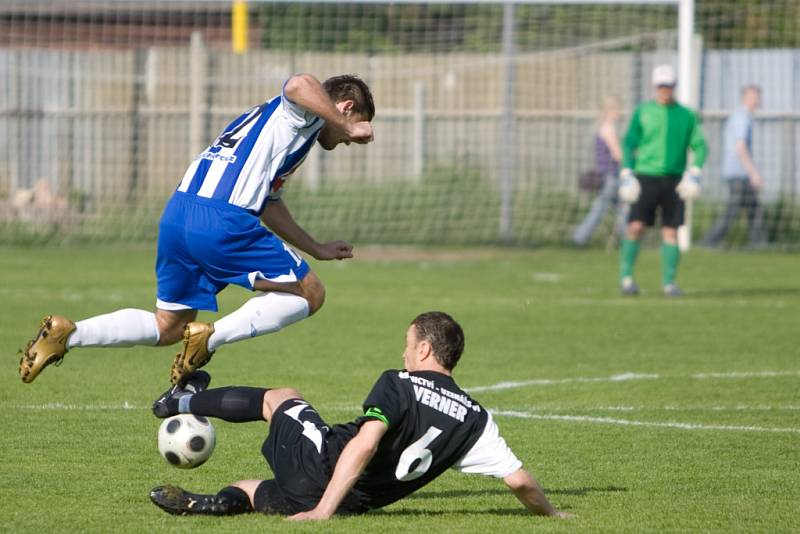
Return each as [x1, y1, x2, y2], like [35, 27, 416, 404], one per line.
[394, 426, 442, 482]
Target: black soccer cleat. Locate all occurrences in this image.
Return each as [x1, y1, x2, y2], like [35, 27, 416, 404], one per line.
[152, 370, 211, 418]
[150, 485, 204, 515]
[150, 485, 249, 516]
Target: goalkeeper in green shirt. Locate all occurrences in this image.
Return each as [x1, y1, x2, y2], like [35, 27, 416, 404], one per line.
[617, 65, 707, 297]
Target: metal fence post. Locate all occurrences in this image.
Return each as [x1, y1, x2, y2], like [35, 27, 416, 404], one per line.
[412, 81, 426, 181]
[189, 31, 207, 162]
[499, 2, 516, 242]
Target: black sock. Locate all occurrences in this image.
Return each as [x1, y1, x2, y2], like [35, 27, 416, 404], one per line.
[177, 486, 253, 516]
[214, 486, 253, 515]
[188, 387, 269, 422]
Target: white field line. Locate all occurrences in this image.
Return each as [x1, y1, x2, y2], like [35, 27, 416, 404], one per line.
[7, 403, 799, 434]
[6, 401, 140, 411]
[495, 405, 800, 412]
[691, 371, 800, 379]
[466, 370, 800, 393]
[491, 410, 800, 434]
[466, 372, 659, 393]
[5, 402, 800, 412]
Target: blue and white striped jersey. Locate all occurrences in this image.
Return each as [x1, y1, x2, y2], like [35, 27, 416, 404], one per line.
[176, 84, 324, 214]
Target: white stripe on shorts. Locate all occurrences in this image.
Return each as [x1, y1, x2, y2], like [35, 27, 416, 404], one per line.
[156, 298, 194, 311]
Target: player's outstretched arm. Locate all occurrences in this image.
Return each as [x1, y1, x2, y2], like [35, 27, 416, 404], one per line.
[288, 420, 387, 521]
[261, 199, 353, 261]
[504, 468, 569, 518]
[284, 74, 373, 144]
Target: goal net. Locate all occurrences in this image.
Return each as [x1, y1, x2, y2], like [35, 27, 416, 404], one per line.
[0, 0, 798, 248]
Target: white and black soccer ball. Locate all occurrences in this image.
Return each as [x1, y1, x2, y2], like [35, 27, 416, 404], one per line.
[157, 414, 216, 469]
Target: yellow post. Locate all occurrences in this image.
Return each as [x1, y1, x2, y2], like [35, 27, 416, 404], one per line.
[232, 0, 249, 54]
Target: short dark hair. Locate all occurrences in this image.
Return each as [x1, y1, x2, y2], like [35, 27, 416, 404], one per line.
[323, 74, 375, 121]
[410, 312, 465, 371]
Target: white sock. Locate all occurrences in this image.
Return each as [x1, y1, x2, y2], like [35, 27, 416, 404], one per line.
[67, 309, 160, 348]
[208, 292, 310, 353]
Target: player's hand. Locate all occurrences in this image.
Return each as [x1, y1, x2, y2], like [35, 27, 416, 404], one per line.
[677, 167, 702, 201]
[314, 240, 354, 261]
[749, 172, 763, 191]
[618, 169, 640, 203]
[286, 508, 332, 521]
[346, 121, 374, 144]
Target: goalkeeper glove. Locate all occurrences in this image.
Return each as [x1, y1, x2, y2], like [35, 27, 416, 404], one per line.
[677, 166, 702, 201]
[618, 169, 640, 203]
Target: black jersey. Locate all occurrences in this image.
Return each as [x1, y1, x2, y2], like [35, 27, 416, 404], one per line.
[327, 370, 490, 511]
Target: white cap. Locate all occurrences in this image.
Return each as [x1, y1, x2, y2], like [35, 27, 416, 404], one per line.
[652, 64, 676, 87]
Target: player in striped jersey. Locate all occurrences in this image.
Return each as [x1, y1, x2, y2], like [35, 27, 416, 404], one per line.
[20, 74, 374, 387]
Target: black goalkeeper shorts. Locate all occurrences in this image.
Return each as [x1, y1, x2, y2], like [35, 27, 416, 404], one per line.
[628, 175, 685, 228]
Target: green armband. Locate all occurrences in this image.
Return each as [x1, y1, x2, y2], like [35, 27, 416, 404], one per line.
[364, 406, 389, 427]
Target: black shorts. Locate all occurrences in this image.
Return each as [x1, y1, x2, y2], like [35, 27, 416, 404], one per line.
[628, 175, 684, 228]
[256, 398, 334, 514]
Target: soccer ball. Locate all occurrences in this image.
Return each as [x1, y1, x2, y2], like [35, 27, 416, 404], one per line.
[157, 414, 216, 469]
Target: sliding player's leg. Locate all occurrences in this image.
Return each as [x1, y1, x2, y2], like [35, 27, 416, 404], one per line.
[149, 484, 255, 516]
[149, 478, 294, 516]
[151, 387, 325, 517]
[153, 382, 302, 423]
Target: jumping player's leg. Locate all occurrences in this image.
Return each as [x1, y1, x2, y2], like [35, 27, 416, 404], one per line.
[69, 307, 197, 347]
[169, 210, 325, 383]
[19, 307, 197, 383]
[207, 272, 325, 354]
[63, 307, 195, 348]
[170, 271, 324, 385]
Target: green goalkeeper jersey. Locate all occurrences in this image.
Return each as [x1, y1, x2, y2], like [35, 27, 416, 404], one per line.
[622, 100, 707, 178]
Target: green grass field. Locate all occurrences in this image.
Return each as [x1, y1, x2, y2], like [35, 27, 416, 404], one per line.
[1, 244, 798, 533]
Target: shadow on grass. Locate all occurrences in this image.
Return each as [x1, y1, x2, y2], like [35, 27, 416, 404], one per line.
[408, 485, 627, 500]
[371, 508, 533, 517]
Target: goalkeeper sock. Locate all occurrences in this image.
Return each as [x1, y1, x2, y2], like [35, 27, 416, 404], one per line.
[67, 308, 159, 348]
[207, 292, 309, 353]
[619, 239, 641, 280]
[183, 386, 269, 423]
[661, 243, 681, 286]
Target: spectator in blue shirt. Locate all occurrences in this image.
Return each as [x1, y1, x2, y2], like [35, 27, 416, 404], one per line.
[702, 85, 766, 248]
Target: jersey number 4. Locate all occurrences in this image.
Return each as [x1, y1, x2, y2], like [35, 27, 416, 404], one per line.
[217, 104, 265, 149]
[395, 426, 442, 482]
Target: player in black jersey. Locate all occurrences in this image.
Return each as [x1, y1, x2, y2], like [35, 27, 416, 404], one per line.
[150, 312, 567, 520]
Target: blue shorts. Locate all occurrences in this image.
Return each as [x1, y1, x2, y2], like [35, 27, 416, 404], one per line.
[155, 192, 310, 312]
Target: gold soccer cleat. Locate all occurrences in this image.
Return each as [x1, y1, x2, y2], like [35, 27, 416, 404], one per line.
[170, 322, 215, 385]
[19, 315, 77, 383]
